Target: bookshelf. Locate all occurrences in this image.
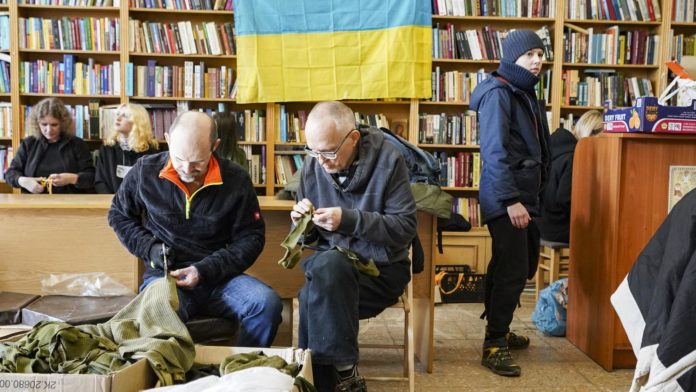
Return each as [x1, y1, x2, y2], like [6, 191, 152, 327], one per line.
[0, 1, 679, 212]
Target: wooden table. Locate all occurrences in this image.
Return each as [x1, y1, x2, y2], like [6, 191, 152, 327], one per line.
[0, 194, 437, 372]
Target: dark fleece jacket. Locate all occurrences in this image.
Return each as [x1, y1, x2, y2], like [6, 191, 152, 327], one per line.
[4, 135, 95, 193]
[108, 152, 265, 285]
[298, 126, 417, 264]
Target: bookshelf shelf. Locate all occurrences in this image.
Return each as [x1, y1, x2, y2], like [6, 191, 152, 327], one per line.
[129, 8, 233, 15]
[432, 15, 554, 22]
[561, 62, 659, 68]
[130, 96, 237, 102]
[432, 58, 554, 65]
[443, 186, 479, 191]
[670, 22, 696, 27]
[20, 93, 120, 99]
[419, 143, 480, 149]
[16, 5, 119, 12]
[238, 141, 268, 146]
[253, 184, 266, 188]
[419, 101, 468, 106]
[129, 53, 236, 59]
[274, 150, 305, 155]
[0, 137, 11, 142]
[19, 49, 120, 55]
[564, 19, 662, 26]
[0, 93, 10, 97]
[561, 105, 605, 110]
[275, 142, 305, 146]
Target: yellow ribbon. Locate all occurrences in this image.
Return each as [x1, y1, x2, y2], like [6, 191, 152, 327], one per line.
[39, 177, 53, 194]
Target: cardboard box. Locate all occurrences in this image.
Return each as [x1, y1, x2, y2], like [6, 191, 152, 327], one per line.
[0, 334, 156, 392]
[149, 346, 313, 391]
[604, 96, 696, 133]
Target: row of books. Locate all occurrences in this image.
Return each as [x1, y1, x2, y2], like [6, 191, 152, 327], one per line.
[276, 106, 307, 144]
[436, 151, 481, 189]
[0, 146, 13, 182]
[431, 68, 487, 103]
[129, 0, 232, 9]
[673, 0, 696, 21]
[452, 197, 482, 228]
[433, 25, 553, 61]
[561, 69, 653, 107]
[274, 154, 304, 186]
[418, 112, 480, 146]
[432, 0, 555, 17]
[131, 61, 234, 99]
[19, 17, 120, 51]
[240, 145, 266, 185]
[19, 0, 118, 4]
[566, 0, 661, 21]
[128, 19, 235, 56]
[563, 27, 658, 65]
[0, 60, 8, 94]
[669, 31, 696, 63]
[0, 13, 9, 51]
[19, 58, 121, 96]
[0, 103, 11, 138]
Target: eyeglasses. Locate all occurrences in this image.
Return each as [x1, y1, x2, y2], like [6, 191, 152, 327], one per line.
[304, 130, 355, 160]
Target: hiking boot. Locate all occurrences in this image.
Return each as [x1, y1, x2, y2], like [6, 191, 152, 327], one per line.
[482, 342, 521, 377]
[335, 375, 368, 392]
[506, 331, 530, 349]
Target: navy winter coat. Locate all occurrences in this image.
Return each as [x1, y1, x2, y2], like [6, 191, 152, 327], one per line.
[469, 73, 551, 223]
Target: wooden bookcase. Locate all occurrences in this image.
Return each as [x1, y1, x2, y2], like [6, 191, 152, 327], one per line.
[0, 1, 683, 263]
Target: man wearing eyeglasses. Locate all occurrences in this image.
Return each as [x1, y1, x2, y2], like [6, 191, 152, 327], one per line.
[290, 101, 417, 392]
[108, 111, 282, 348]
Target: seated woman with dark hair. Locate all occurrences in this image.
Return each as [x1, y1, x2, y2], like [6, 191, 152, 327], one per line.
[4, 97, 95, 194]
[213, 112, 247, 169]
[95, 103, 159, 193]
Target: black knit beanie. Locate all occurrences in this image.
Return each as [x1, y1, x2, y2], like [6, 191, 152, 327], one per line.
[502, 30, 544, 63]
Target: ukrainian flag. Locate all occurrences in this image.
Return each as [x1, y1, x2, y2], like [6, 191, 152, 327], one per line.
[234, 0, 432, 103]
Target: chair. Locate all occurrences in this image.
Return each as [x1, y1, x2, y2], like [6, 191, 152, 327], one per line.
[360, 278, 415, 392]
[535, 239, 570, 300]
[185, 316, 238, 345]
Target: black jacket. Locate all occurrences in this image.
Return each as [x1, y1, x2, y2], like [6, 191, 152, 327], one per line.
[108, 152, 265, 285]
[94, 144, 158, 194]
[537, 128, 577, 243]
[4, 135, 95, 193]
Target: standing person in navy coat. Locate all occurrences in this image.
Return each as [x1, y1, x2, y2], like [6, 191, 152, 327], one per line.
[470, 29, 551, 377]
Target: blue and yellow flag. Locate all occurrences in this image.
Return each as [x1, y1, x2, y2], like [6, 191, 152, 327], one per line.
[234, 0, 432, 103]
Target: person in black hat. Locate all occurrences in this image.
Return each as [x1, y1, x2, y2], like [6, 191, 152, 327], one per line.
[469, 29, 551, 377]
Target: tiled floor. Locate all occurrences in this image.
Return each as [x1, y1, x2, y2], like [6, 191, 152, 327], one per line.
[331, 293, 634, 391]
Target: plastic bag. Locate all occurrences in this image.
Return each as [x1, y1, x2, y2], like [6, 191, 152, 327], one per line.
[531, 278, 568, 336]
[41, 272, 132, 297]
[658, 76, 696, 107]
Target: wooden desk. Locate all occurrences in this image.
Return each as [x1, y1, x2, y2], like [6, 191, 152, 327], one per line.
[568, 133, 696, 370]
[0, 195, 436, 372]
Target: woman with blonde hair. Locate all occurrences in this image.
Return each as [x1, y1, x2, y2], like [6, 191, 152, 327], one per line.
[95, 103, 159, 193]
[537, 109, 603, 243]
[5, 97, 95, 193]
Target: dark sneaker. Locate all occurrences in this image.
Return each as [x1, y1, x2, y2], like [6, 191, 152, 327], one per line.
[481, 344, 521, 377]
[506, 332, 530, 349]
[335, 375, 367, 392]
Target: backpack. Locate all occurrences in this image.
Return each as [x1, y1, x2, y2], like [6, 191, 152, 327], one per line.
[364, 125, 452, 273]
[377, 126, 441, 186]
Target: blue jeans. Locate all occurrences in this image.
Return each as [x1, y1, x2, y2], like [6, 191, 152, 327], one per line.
[141, 274, 282, 347]
[298, 250, 410, 366]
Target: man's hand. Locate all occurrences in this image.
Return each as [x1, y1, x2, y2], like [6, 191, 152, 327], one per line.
[170, 266, 200, 289]
[290, 198, 314, 225]
[313, 207, 342, 231]
[18, 177, 44, 194]
[507, 202, 531, 229]
[149, 242, 174, 270]
[48, 173, 79, 187]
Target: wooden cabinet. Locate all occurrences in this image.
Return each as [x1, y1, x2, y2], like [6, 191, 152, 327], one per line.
[567, 132, 696, 370]
[434, 229, 492, 274]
